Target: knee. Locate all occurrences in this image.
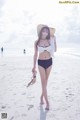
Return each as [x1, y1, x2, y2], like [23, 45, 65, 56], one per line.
[42, 84, 47, 91]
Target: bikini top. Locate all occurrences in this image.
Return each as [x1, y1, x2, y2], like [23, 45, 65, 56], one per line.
[37, 37, 55, 56]
[37, 45, 51, 53]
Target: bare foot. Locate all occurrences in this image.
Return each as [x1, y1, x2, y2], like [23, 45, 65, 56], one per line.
[40, 96, 44, 105]
[40, 101, 44, 105]
[45, 106, 49, 110]
[45, 102, 49, 110]
[40, 99, 44, 105]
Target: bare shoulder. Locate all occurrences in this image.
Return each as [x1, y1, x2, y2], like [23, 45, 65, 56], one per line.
[34, 40, 38, 45]
[34, 40, 36, 44]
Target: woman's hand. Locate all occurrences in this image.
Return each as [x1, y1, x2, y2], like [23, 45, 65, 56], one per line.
[32, 67, 37, 79]
[32, 67, 36, 73]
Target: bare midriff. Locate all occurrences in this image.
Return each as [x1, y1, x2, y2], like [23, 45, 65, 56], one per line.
[38, 51, 51, 60]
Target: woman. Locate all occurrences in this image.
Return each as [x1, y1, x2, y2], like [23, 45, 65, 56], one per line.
[32, 24, 57, 110]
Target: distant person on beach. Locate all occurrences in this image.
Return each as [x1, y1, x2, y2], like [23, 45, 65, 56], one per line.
[32, 24, 57, 110]
[23, 49, 26, 54]
[1, 47, 4, 53]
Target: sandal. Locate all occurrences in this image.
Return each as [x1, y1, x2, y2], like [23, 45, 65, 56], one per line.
[27, 77, 36, 87]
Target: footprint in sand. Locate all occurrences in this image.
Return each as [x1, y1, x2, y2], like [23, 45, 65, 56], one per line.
[13, 93, 16, 95]
[8, 106, 11, 109]
[21, 113, 27, 117]
[1, 76, 5, 80]
[0, 64, 6, 66]
[27, 96, 35, 99]
[27, 104, 34, 110]
[14, 102, 16, 105]
[1, 106, 6, 109]
[22, 92, 26, 95]
[9, 89, 13, 91]
[20, 105, 24, 108]
[10, 116, 14, 120]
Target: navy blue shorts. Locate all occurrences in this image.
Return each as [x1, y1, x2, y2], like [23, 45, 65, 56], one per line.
[38, 57, 52, 69]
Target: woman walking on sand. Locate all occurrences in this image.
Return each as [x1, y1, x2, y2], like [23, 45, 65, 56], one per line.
[32, 24, 57, 110]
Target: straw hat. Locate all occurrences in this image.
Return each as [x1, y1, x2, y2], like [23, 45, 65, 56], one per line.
[37, 24, 55, 37]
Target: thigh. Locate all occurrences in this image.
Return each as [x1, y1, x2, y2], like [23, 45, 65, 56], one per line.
[46, 65, 52, 81]
[38, 65, 46, 85]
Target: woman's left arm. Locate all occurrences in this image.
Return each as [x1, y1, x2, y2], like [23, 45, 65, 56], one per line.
[54, 36, 57, 52]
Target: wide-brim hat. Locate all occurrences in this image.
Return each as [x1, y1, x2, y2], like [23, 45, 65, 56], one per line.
[37, 24, 55, 37]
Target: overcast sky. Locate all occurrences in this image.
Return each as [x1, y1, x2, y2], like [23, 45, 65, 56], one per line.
[0, 0, 80, 48]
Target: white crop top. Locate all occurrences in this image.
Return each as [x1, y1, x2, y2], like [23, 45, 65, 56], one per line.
[37, 37, 55, 56]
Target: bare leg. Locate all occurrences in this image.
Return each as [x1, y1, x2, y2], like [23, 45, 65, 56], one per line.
[40, 65, 52, 106]
[45, 65, 52, 110]
[38, 65, 49, 106]
[40, 93, 44, 104]
[46, 65, 52, 85]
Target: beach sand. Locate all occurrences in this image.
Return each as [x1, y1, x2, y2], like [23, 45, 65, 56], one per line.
[0, 53, 80, 120]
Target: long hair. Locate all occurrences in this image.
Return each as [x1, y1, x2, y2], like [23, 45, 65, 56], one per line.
[36, 26, 50, 48]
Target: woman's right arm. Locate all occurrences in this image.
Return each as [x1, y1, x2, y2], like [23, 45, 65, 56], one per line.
[32, 40, 38, 73]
